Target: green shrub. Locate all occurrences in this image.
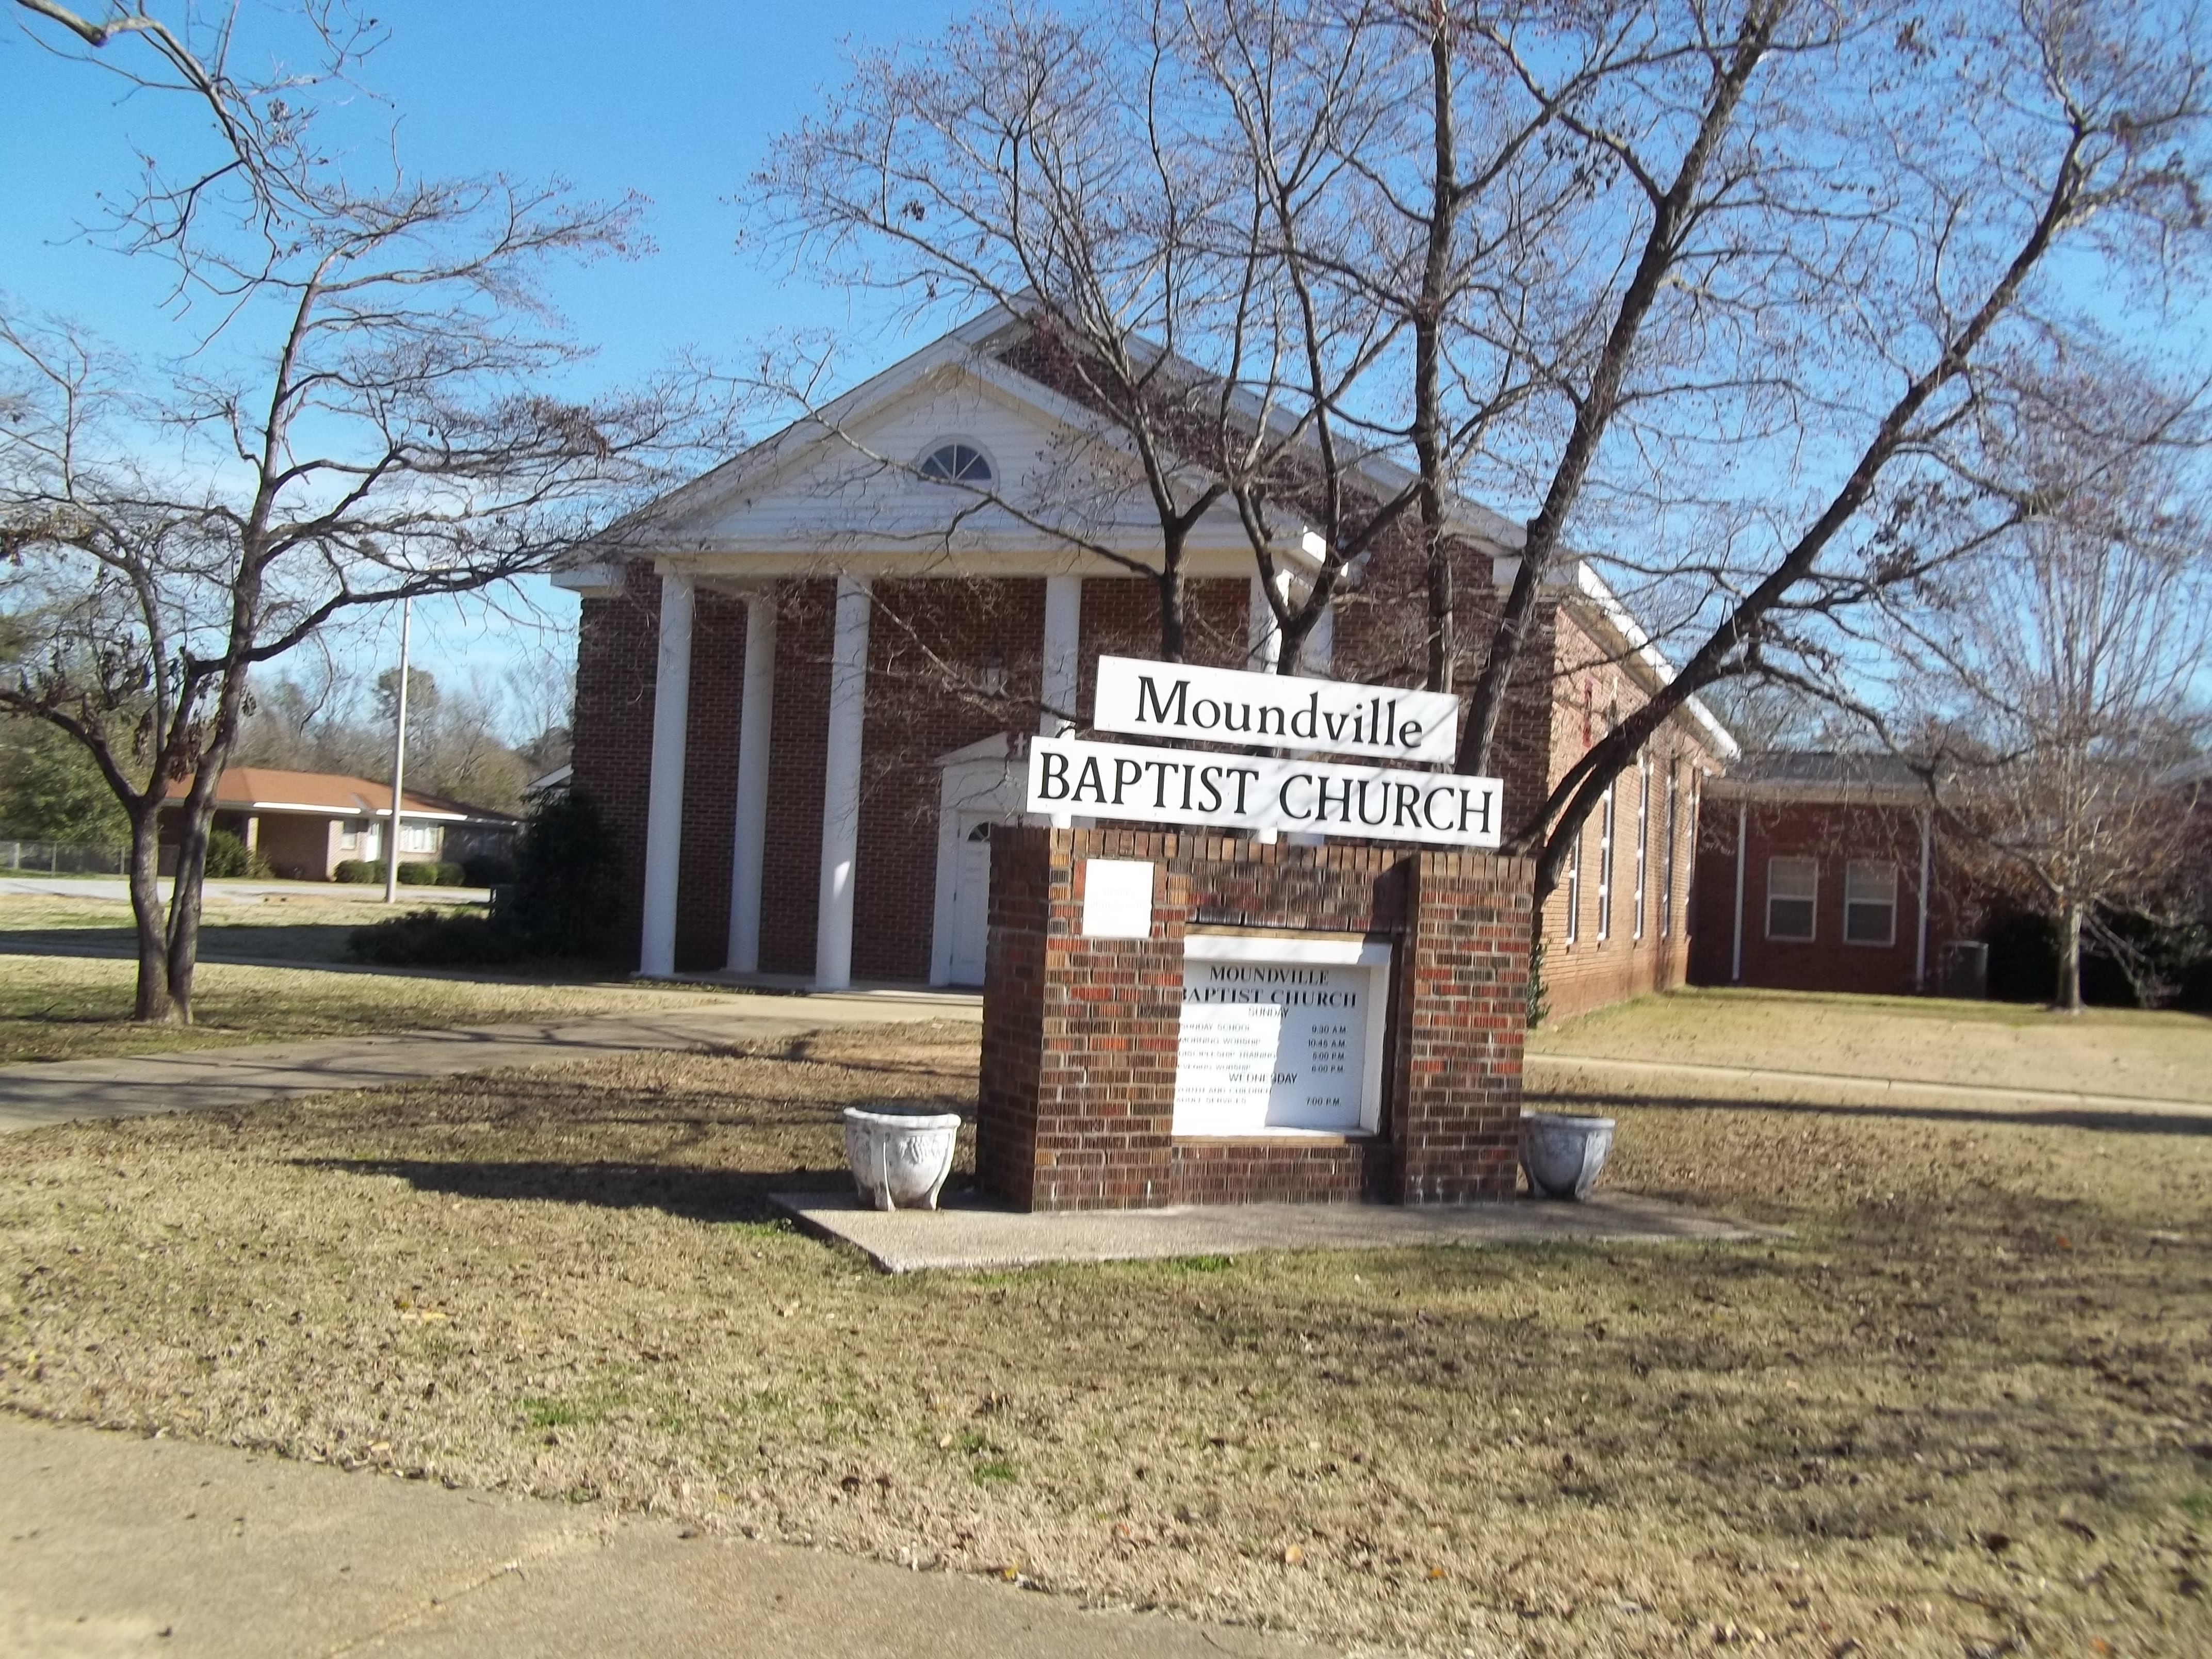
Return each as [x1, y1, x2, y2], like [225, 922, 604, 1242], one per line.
[348, 792, 619, 967]
[204, 829, 272, 880]
[334, 859, 381, 884]
[395, 859, 466, 886]
[1526, 935, 1551, 1029]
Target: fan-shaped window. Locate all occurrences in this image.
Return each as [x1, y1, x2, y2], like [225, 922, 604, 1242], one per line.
[918, 441, 994, 485]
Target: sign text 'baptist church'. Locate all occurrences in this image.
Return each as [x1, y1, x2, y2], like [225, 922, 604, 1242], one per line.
[1028, 656, 1502, 849]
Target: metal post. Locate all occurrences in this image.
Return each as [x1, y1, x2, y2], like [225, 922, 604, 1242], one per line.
[383, 596, 413, 905]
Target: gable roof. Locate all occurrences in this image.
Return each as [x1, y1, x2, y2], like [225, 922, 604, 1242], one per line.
[571, 303, 1735, 758]
[165, 767, 515, 824]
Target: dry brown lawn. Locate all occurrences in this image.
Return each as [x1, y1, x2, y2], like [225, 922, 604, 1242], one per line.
[2, 1019, 2207, 1657]
[1531, 987, 2212, 1106]
[0, 953, 741, 1065]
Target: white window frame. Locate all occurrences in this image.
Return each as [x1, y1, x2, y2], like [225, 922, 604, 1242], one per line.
[398, 820, 437, 855]
[1766, 856, 1819, 942]
[1844, 859, 1899, 947]
[1564, 827, 1581, 946]
[1633, 756, 1649, 942]
[1596, 783, 1615, 942]
[917, 439, 995, 486]
[1660, 766, 1678, 939]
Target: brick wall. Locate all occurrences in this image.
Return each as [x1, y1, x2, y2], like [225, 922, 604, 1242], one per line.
[1533, 608, 1721, 1020]
[570, 564, 660, 964]
[576, 568, 1256, 977]
[1690, 794, 1964, 996]
[977, 826, 1532, 1211]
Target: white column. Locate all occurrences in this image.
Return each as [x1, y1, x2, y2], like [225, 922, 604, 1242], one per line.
[1247, 573, 1287, 843]
[1246, 572, 1284, 672]
[1730, 796, 1748, 984]
[639, 571, 695, 978]
[1288, 590, 1333, 847]
[725, 591, 777, 973]
[1040, 575, 1082, 736]
[1040, 574, 1082, 830]
[815, 574, 871, 990]
[1297, 594, 1335, 677]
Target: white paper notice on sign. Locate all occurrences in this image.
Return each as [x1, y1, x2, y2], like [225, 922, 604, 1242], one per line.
[1027, 735, 1501, 849]
[1093, 656, 1460, 765]
[1173, 934, 1391, 1136]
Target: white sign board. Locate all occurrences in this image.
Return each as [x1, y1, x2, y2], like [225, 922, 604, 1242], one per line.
[1173, 934, 1391, 1136]
[1028, 735, 1501, 848]
[1094, 655, 1460, 764]
[1080, 858, 1154, 938]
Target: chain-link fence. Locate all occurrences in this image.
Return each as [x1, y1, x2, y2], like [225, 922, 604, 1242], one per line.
[0, 840, 131, 875]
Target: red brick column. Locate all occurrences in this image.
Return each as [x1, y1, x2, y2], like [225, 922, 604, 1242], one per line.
[1394, 852, 1534, 1203]
[977, 827, 1532, 1211]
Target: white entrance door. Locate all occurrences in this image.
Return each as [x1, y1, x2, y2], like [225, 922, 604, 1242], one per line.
[947, 819, 995, 986]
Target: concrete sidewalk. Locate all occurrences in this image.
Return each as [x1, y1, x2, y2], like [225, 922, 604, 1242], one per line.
[0, 991, 981, 1135]
[0, 1414, 1320, 1657]
[778, 1188, 1779, 1273]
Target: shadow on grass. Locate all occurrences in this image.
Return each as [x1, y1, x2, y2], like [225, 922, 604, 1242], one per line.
[1533, 1086, 2211, 1138]
[297, 1156, 855, 1224]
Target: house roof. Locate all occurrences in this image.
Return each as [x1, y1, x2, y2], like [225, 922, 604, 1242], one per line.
[571, 302, 1737, 761]
[1705, 751, 1928, 805]
[165, 767, 516, 824]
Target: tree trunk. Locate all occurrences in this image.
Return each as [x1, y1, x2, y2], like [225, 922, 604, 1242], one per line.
[162, 794, 215, 1024]
[2055, 898, 2084, 1014]
[1414, 17, 1456, 696]
[125, 805, 174, 1024]
[1157, 535, 1187, 663]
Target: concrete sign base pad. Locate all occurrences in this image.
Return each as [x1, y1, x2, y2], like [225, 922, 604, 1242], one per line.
[771, 1189, 1782, 1274]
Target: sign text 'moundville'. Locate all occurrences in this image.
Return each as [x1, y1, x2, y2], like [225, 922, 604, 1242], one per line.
[1092, 655, 1460, 764]
[1027, 736, 1502, 849]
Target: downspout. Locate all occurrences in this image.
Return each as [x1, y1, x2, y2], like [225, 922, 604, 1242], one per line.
[1730, 799, 1747, 983]
[1915, 807, 1932, 993]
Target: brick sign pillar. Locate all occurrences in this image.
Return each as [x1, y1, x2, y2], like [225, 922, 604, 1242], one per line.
[977, 826, 1533, 1212]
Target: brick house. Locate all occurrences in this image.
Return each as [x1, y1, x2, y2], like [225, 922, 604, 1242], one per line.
[159, 767, 516, 881]
[1688, 752, 1979, 998]
[562, 307, 1735, 1004]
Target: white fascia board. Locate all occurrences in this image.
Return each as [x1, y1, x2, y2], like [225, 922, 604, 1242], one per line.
[1493, 554, 1739, 762]
[243, 800, 473, 821]
[551, 562, 623, 597]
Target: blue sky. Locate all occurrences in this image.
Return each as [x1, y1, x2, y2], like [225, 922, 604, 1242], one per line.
[2, 1, 968, 733]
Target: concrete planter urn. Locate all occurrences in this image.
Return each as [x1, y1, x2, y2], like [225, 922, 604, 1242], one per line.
[842, 1107, 962, 1211]
[1520, 1112, 1616, 1201]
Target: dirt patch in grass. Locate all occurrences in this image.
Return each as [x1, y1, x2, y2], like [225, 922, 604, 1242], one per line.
[3, 1020, 2207, 1656]
[0, 953, 745, 1064]
[1533, 986, 2212, 1105]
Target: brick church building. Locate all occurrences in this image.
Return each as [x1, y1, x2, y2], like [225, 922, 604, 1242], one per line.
[562, 307, 1735, 1015]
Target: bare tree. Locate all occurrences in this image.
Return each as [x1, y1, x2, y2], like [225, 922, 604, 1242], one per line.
[1367, 0, 2212, 910]
[10, 1, 384, 250]
[1, 69, 702, 1021]
[751, 3, 2212, 913]
[1883, 427, 2211, 1010]
[749, 6, 1256, 665]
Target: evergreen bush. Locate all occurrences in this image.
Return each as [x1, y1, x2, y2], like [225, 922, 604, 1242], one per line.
[349, 791, 619, 966]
